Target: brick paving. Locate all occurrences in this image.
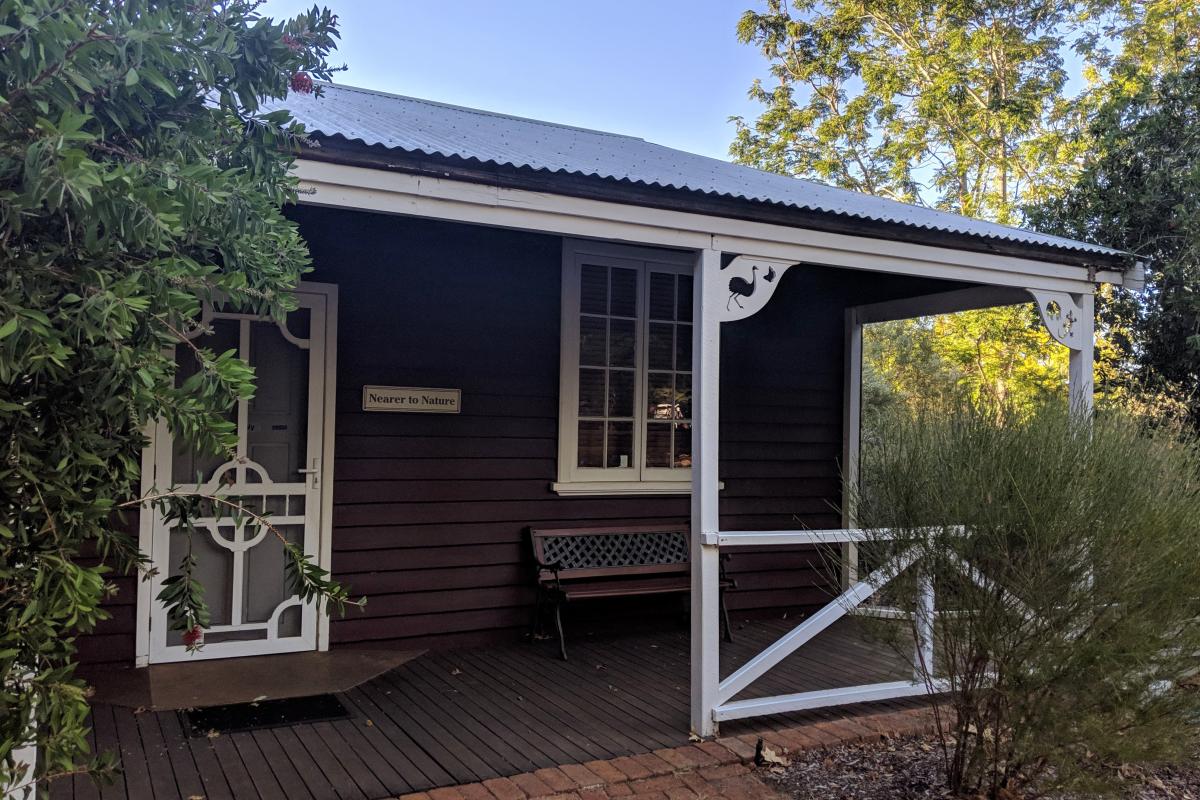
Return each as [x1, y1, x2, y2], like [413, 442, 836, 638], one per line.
[393, 707, 938, 800]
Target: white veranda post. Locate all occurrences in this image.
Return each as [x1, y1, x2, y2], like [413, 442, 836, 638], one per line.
[1028, 289, 1095, 416]
[1069, 293, 1095, 416]
[690, 248, 722, 738]
[690, 250, 798, 737]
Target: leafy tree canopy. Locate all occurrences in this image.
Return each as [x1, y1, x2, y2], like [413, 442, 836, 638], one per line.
[0, 0, 347, 790]
[1028, 64, 1200, 419]
[863, 306, 1071, 423]
[732, 0, 1200, 223]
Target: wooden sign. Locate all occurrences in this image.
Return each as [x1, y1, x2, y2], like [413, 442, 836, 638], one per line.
[362, 386, 461, 414]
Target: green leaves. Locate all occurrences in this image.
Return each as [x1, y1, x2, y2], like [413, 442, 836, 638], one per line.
[1028, 64, 1200, 423]
[0, 0, 341, 792]
[856, 403, 1200, 795]
[731, 1, 1200, 226]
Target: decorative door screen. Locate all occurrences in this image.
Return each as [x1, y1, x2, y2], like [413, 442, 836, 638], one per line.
[147, 294, 327, 663]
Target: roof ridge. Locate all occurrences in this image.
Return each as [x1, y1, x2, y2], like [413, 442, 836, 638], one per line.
[316, 81, 644, 141]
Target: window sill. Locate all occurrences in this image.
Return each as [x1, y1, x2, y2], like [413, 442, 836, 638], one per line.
[551, 481, 724, 496]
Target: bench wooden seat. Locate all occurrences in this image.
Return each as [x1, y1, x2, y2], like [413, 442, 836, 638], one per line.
[558, 576, 692, 599]
[529, 524, 734, 659]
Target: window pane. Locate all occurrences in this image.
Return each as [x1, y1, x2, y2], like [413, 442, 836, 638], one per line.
[579, 368, 606, 416]
[649, 273, 674, 321]
[675, 323, 692, 370]
[608, 370, 635, 417]
[579, 316, 607, 366]
[646, 423, 672, 467]
[578, 421, 604, 467]
[647, 372, 675, 420]
[607, 422, 633, 468]
[648, 323, 673, 370]
[677, 275, 693, 322]
[673, 423, 692, 468]
[581, 265, 607, 314]
[611, 268, 637, 317]
[675, 374, 692, 420]
[609, 318, 635, 367]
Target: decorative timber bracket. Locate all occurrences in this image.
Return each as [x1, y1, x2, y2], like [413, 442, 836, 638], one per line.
[1028, 289, 1088, 351]
[718, 256, 799, 322]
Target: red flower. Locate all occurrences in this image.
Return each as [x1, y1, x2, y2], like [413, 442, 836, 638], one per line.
[281, 33, 302, 52]
[182, 625, 204, 648]
[290, 71, 314, 95]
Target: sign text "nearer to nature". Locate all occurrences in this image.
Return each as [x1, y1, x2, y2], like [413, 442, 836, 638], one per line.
[362, 386, 461, 414]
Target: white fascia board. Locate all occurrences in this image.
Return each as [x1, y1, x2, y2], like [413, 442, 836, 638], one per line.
[294, 159, 1117, 294]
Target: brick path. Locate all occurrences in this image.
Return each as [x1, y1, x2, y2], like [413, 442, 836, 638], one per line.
[396, 707, 938, 800]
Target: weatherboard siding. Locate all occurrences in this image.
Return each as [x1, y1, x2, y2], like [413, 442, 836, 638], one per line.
[76, 204, 968, 666]
[299, 205, 960, 651]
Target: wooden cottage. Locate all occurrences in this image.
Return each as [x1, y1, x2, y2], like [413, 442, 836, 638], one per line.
[77, 83, 1136, 756]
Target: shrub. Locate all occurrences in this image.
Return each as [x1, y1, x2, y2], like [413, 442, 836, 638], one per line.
[854, 403, 1200, 797]
[0, 1, 348, 792]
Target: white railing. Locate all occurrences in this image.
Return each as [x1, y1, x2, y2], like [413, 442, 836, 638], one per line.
[705, 527, 968, 725]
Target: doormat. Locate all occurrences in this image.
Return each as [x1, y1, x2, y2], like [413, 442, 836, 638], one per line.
[182, 693, 350, 737]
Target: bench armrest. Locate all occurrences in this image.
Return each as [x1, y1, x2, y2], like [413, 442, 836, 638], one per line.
[535, 557, 564, 589]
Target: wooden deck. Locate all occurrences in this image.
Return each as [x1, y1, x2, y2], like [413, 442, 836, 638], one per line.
[52, 617, 921, 800]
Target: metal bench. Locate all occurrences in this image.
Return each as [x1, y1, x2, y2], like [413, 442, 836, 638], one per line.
[529, 524, 734, 659]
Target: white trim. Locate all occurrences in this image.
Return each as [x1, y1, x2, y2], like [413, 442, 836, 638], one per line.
[841, 308, 863, 588]
[714, 679, 948, 722]
[1068, 292, 1095, 417]
[294, 159, 1130, 293]
[557, 239, 695, 491]
[551, 480, 723, 496]
[314, 281, 338, 652]
[716, 527, 907, 547]
[134, 421, 158, 668]
[717, 256, 797, 321]
[690, 248, 722, 739]
[135, 282, 338, 666]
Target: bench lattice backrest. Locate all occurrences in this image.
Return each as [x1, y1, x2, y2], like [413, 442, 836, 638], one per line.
[531, 526, 690, 581]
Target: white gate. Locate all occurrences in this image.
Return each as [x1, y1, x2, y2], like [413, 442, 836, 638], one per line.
[707, 527, 948, 724]
[145, 291, 328, 663]
[688, 248, 1093, 736]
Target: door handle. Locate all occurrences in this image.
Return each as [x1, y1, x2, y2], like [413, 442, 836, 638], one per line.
[297, 458, 321, 490]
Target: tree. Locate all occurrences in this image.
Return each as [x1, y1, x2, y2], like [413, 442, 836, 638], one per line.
[0, 1, 352, 791]
[863, 305, 1071, 423]
[1028, 64, 1200, 422]
[731, 1, 1200, 221]
[732, 0, 1075, 224]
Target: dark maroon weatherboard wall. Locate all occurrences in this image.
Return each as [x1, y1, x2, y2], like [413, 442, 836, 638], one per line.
[76, 202, 968, 667]
[296, 205, 965, 652]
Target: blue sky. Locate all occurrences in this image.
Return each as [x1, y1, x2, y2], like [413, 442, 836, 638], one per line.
[259, 0, 768, 160]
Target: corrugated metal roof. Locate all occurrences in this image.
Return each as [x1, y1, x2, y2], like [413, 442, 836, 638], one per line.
[268, 83, 1123, 260]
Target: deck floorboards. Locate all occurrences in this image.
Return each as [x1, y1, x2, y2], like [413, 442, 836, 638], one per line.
[53, 617, 922, 800]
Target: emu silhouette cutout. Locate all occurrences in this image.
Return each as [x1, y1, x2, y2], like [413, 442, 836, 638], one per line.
[727, 265, 778, 311]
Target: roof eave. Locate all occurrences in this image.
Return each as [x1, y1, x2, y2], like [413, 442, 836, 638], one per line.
[298, 135, 1132, 275]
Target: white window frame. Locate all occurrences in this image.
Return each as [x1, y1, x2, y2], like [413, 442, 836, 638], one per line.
[555, 239, 696, 496]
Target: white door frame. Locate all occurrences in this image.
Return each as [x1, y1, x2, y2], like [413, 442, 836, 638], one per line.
[134, 282, 338, 667]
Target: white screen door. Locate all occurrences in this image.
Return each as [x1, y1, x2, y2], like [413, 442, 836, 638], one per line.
[147, 292, 327, 663]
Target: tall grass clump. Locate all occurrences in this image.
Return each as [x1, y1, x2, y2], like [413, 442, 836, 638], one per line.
[854, 403, 1200, 798]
